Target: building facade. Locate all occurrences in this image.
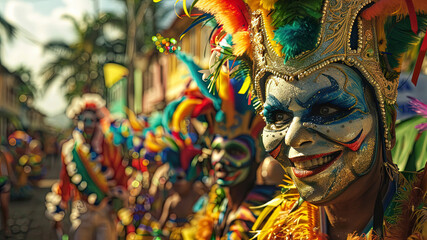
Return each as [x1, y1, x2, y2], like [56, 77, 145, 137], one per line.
[134, 15, 211, 115]
[0, 65, 22, 142]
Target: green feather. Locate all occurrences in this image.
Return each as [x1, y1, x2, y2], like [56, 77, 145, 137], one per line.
[272, 0, 323, 29]
[384, 15, 427, 71]
[270, 0, 323, 62]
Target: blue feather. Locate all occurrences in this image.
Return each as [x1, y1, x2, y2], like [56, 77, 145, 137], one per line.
[180, 13, 213, 39]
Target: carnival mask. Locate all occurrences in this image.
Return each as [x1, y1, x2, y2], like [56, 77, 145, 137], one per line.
[211, 135, 254, 187]
[262, 64, 379, 203]
[78, 110, 98, 137]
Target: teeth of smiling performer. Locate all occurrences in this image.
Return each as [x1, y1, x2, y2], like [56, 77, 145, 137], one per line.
[293, 153, 336, 170]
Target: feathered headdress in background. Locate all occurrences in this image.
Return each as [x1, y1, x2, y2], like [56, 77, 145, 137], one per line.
[66, 93, 107, 119]
[154, 34, 265, 141]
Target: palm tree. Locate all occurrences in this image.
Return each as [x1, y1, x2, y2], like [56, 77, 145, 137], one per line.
[13, 66, 37, 101]
[41, 12, 126, 102]
[114, 0, 161, 109]
[0, 15, 16, 65]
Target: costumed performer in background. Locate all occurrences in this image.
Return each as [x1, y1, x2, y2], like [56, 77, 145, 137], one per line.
[45, 93, 129, 240]
[0, 143, 17, 237]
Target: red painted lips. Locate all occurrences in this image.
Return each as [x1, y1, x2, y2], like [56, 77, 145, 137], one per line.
[290, 150, 342, 178]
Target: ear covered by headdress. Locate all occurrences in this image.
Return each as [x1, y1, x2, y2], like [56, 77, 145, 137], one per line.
[168, 0, 427, 150]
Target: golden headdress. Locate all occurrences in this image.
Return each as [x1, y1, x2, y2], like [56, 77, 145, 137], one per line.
[168, 0, 427, 149]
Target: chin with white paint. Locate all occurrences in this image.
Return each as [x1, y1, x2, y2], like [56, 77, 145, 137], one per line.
[261, 64, 379, 203]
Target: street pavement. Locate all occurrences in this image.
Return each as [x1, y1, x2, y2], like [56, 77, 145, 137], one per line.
[1, 156, 70, 240]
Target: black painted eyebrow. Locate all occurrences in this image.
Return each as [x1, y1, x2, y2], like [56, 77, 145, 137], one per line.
[295, 74, 340, 108]
[264, 94, 290, 111]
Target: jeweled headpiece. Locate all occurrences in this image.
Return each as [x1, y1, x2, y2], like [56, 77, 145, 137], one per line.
[180, 0, 427, 149]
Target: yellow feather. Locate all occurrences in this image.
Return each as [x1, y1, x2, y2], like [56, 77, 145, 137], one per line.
[244, 0, 262, 11]
[218, 70, 235, 129]
[260, 0, 278, 10]
[171, 98, 203, 132]
[375, 16, 387, 53]
[253, 176, 326, 240]
[232, 31, 253, 57]
[261, 9, 283, 56]
[238, 75, 251, 94]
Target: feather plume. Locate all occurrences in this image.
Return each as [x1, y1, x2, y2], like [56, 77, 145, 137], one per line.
[260, 0, 277, 10]
[180, 13, 214, 40]
[392, 115, 427, 171]
[271, 0, 323, 29]
[195, 0, 250, 34]
[269, 0, 323, 61]
[244, 0, 261, 11]
[382, 15, 427, 72]
[409, 96, 427, 118]
[217, 70, 235, 128]
[261, 9, 283, 56]
[162, 98, 184, 132]
[274, 17, 320, 62]
[253, 175, 327, 240]
[384, 171, 426, 239]
[361, 0, 427, 20]
[232, 31, 252, 57]
[171, 98, 203, 132]
[409, 97, 427, 131]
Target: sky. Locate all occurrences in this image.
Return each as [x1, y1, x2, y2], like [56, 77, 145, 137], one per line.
[0, 0, 126, 117]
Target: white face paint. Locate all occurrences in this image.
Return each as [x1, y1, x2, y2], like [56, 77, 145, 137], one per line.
[262, 64, 379, 203]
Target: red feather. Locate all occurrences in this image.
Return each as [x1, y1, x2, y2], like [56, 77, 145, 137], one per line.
[195, 0, 250, 34]
[362, 0, 427, 20]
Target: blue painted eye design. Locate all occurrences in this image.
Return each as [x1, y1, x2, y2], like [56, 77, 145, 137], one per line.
[267, 111, 291, 130]
[312, 103, 343, 117]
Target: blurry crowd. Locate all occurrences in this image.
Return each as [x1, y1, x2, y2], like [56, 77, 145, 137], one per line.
[43, 83, 286, 240]
[0, 128, 59, 236]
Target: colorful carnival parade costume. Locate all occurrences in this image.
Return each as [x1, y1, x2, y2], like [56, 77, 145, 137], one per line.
[45, 94, 129, 240]
[113, 102, 208, 239]
[8, 130, 35, 200]
[109, 110, 185, 240]
[153, 35, 280, 239]
[168, 0, 427, 239]
[107, 109, 154, 240]
[155, 95, 208, 239]
[0, 143, 17, 237]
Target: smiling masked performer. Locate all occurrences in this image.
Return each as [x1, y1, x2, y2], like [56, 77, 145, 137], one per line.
[166, 0, 427, 239]
[45, 94, 128, 240]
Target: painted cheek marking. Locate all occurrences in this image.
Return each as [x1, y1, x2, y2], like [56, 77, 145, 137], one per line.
[337, 129, 365, 151]
[269, 143, 282, 159]
[303, 114, 371, 150]
[224, 170, 242, 182]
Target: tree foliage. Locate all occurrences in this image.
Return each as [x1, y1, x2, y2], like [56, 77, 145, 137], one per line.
[41, 13, 126, 102]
